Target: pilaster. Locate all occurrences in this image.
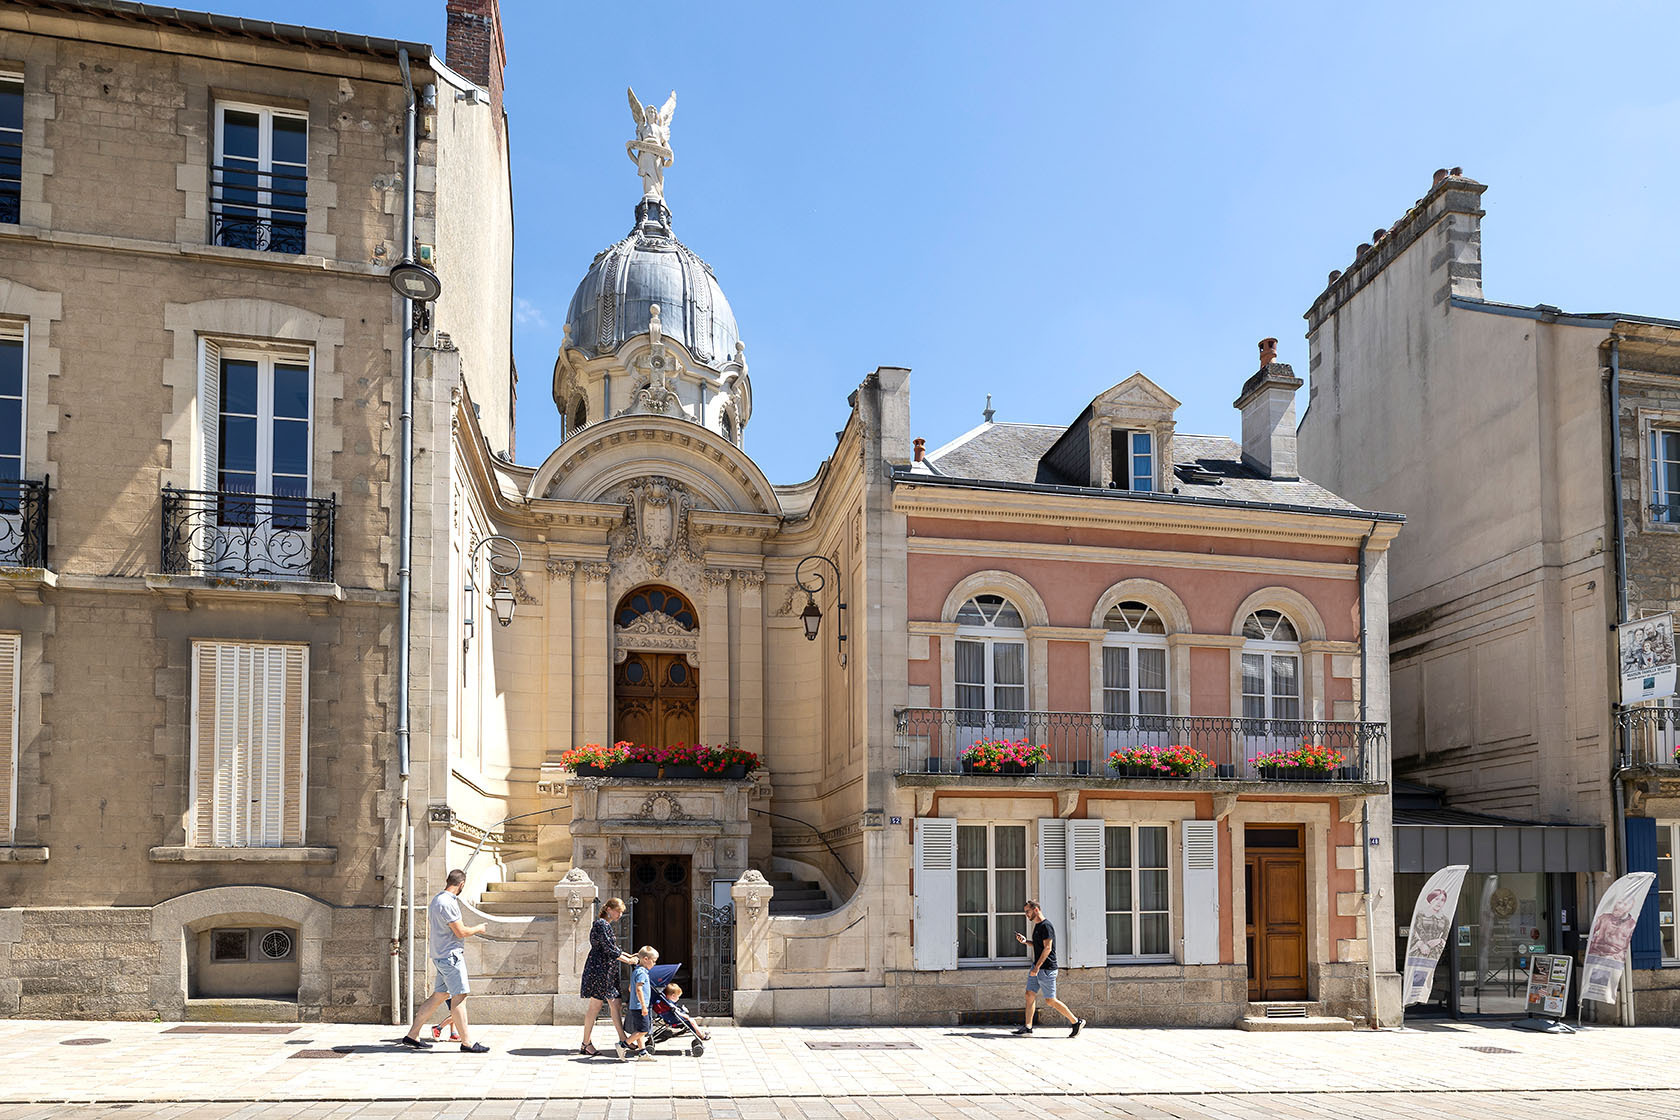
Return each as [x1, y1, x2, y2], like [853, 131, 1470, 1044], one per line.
[577, 563, 611, 746]
[738, 569, 765, 754]
[700, 568, 730, 743]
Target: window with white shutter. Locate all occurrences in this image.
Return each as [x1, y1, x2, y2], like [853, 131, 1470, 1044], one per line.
[913, 817, 958, 971]
[191, 641, 307, 847]
[1063, 818, 1107, 968]
[0, 633, 18, 844]
[1180, 820, 1219, 964]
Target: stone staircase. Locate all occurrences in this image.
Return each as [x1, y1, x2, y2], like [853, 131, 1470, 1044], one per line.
[474, 863, 570, 918]
[766, 870, 833, 915]
[1237, 1001, 1359, 1031]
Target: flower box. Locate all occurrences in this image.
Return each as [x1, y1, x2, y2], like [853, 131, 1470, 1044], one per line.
[662, 764, 705, 779]
[1106, 745, 1214, 779]
[958, 737, 1049, 775]
[961, 760, 1038, 776]
[1255, 764, 1333, 782]
[560, 741, 760, 777]
[1111, 764, 1180, 779]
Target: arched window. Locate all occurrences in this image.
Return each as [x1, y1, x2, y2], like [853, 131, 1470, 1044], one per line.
[615, 585, 697, 630]
[1241, 608, 1301, 725]
[720, 411, 734, 444]
[954, 594, 1027, 732]
[1102, 602, 1168, 744]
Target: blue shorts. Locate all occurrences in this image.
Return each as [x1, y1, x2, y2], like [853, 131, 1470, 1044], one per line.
[625, 1007, 648, 1033]
[1026, 968, 1058, 1000]
[432, 949, 471, 997]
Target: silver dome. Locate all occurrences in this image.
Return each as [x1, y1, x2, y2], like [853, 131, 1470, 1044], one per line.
[564, 200, 739, 368]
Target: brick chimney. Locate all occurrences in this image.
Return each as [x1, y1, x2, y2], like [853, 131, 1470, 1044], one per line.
[445, 0, 507, 119]
[1234, 338, 1303, 480]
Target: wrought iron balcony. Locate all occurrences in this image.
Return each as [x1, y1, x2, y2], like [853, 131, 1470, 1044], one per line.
[161, 486, 334, 583]
[1650, 503, 1680, 526]
[0, 478, 48, 568]
[1617, 705, 1680, 768]
[894, 708, 1387, 783]
[209, 162, 306, 254]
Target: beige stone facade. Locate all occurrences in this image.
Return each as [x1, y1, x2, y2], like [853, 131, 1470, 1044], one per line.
[0, 0, 513, 1021]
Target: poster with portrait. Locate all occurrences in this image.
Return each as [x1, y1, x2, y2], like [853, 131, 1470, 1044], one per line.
[1619, 613, 1677, 705]
[1403, 864, 1469, 1007]
[1578, 872, 1657, 1007]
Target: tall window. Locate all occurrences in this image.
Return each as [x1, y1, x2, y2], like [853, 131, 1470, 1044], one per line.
[1659, 821, 1677, 962]
[1652, 429, 1680, 525]
[1103, 602, 1168, 745]
[215, 349, 310, 516]
[0, 325, 22, 485]
[0, 75, 21, 225]
[1111, 429, 1154, 492]
[212, 102, 307, 254]
[954, 594, 1027, 733]
[956, 822, 1028, 962]
[1241, 609, 1301, 721]
[191, 641, 308, 847]
[1105, 824, 1171, 959]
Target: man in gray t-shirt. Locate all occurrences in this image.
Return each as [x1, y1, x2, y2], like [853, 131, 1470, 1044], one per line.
[402, 869, 488, 1052]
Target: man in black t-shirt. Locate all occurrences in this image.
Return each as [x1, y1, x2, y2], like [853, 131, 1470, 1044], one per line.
[1012, 900, 1086, 1036]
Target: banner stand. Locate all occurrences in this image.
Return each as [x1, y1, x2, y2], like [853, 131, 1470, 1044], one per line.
[1511, 951, 1575, 1033]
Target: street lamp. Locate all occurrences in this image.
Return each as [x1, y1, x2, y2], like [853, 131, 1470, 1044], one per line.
[794, 553, 847, 668]
[465, 534, 524, 649]
[388, 259, 443, 334]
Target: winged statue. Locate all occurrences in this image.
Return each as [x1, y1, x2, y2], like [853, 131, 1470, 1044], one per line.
[626, 87, 677, 202]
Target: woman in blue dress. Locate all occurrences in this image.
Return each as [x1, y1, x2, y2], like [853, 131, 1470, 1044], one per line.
[579, 896, 636, 1056]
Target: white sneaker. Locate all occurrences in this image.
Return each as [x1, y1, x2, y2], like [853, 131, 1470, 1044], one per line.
[637, 1048, 654, 1062]
[614, 1042, 628, 1061]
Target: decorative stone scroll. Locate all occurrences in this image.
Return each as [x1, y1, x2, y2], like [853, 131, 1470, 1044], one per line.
[613, 607, 701, 664]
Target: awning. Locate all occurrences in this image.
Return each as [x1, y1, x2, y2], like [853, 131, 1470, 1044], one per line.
[1393, 807, 1605, 874]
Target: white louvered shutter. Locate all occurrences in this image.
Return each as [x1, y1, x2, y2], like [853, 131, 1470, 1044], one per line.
[1181, 820, 1220, 964]
[1036, 818, 1067, 956]
[0, 634, 19, 844]
[282, 645, 307, 845]
[199, 338, 221, 491]
[1064, 818, 1106, 968]
[912, 817, 958, 971]
[194, 641, 305, 848]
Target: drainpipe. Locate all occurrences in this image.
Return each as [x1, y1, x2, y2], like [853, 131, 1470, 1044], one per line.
[1359, 526, 1381, 1028]
[1608, 335, 1634, 1026]
[391, 46, 419, 1028]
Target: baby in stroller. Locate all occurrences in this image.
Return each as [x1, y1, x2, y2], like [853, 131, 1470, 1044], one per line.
[644, 965, 712, 1057]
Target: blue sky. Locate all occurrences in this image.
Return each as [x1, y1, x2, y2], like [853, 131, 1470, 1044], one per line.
[217, 1, 1680, 483]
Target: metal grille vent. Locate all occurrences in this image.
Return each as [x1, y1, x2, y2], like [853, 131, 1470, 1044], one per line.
[1466, 1046, 1518, 1054]
[1263, 1004, 1309, 1019]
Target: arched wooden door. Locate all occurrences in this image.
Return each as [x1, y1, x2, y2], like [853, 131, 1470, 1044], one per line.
[614, 653, 698, 746]
[613, 586, 700, 747]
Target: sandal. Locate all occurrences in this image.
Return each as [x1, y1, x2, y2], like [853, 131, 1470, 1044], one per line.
[579, 1042, 598, 1057]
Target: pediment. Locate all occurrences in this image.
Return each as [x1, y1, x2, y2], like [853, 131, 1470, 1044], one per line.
[1091, 372, 1181, 415]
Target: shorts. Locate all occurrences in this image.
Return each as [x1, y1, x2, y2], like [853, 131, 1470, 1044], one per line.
[625, 1007, 648, 1033]
[1025, 968, 1058, 1000]
[432, 949, 471, 997]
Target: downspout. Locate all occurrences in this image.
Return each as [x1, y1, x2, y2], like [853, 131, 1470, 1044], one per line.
[391, 46, 419, 1028]
[1359, 526, 1381, 1028]
[1608, 334, 1634, 1026]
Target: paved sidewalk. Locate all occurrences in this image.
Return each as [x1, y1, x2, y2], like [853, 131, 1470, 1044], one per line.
[3, 1019, 1680, 1106]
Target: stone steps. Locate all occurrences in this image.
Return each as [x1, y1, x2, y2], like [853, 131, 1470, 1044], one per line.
[1237, 1001, 1357, 1031]
[474, 863, 570, 918]
[184, 997, 300, 1023]
[765, 872, 832, 916]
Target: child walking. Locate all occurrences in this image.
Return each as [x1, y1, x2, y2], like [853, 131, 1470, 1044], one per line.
[619, 946, 659, 1062]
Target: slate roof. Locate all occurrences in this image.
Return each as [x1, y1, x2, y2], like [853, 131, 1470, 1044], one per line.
[918, 422, 1370, 515]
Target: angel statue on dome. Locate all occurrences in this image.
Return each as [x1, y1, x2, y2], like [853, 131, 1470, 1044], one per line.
[626, 87, 676, 202]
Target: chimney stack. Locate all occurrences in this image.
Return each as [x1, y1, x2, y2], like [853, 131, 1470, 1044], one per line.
[446, 0, 507, 124]
[1233, 338, 1303, 480]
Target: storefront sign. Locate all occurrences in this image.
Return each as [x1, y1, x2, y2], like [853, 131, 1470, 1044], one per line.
[1402, 864, 1468, 1007]
[1579, 871, 1657, 1008]
[1524, 953, 1573, 1019]
[1619, 613, 1677, 705]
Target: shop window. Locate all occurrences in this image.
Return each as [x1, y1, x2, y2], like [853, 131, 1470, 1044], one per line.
[956, 822, 1028, 963]
[1659, 822, 1678, 963]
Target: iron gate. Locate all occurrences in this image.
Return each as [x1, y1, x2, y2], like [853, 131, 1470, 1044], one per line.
[695, 901, 735, 1017]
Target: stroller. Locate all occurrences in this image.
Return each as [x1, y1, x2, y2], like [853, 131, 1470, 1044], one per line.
[642, 962, 711, 1057]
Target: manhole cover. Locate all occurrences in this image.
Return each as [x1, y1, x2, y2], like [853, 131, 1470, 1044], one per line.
[60, 1038, 110, 1046]
[290, 1049, 347, 1059]
[805, 1041, 920, 1050]
[1465, 1046, 1518, 1054]
[163, 1025, 297, 1035]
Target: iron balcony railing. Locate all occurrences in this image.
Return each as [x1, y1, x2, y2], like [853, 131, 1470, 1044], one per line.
[895, 708, 1387, 783]
[209, 162, 306, 254]
[1649, 503, 1680, 525]
[1618, 705, 1680, 768]
[161, 486, 335, 583]
[0, 478, 48, 568]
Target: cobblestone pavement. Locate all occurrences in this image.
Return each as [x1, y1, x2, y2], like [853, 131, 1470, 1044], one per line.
[1, 1019, 1677, 1113]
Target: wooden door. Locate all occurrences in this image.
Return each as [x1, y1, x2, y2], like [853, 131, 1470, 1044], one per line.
[614, 653, 699, 747]
[629, 854, 693, 992]
[1245, 827, 1308, 1000]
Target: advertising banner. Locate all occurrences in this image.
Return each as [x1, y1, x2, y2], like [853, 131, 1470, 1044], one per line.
[1523, 953, 1573, 1019]
[1402, 864, 1468, 1007]
[1619, 613, 1677, 705]
[1579, 872, 1657, 1007]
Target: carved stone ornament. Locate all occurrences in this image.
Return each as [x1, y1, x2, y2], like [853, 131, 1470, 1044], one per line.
[608, 476, 698, 576]
[636, 792, 687, 822]
[737, 869, 769, 887]
[614, 608, 700, 664]
[494, 570, 538, 605]
[580, 562, 612, 582]
[546, 559, 577, 581]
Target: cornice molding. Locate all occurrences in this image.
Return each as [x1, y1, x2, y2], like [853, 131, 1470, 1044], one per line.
[906, 535, 1358, 581]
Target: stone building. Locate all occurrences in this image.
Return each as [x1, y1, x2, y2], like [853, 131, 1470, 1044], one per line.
[1298, 169, 1680, 1022]
[0, 0, 514, 1021]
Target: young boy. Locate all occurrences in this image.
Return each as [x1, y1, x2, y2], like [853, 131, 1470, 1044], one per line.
[618, 946, 659, 1062]
[659, 982, 710, 1042]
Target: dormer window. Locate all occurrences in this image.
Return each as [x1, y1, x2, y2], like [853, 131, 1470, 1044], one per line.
[1111, 429, 1154, 492]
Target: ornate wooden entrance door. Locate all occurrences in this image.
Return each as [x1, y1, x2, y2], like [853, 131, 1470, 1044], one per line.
[614, 653, 699, 747]
[1245, 826, 1308, 1001]
[630, 854, 693, 991]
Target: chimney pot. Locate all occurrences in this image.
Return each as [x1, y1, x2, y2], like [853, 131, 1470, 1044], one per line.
[1357, 243, 1372, 256]
[1329, 269, 1342, 283]
[1373, 229, 1386, 241]
[1258, 337, 1278, 367]
[913, 437, 925, 462]
[1450, 166, 1462, 177]
[1433, 167, 1449, 185]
